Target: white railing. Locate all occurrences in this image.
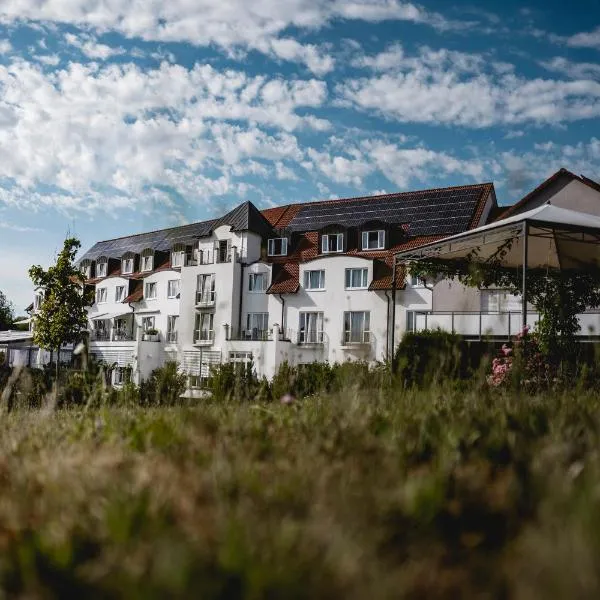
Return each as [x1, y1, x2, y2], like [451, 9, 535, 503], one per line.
[298, 330, 325, 345]
[196, 290, 216, 306]
[194, 329, 215, 344]
[342, 330, 371, 345]
[412, 311, 600, 339]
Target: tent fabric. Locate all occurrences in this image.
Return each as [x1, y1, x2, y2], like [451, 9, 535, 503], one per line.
[395, 203, 600, 270]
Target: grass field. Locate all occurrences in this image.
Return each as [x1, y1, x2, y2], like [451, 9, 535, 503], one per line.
[1, 383, 600, 598]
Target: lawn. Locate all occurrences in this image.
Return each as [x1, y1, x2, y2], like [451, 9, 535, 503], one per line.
[1, 385, 600, 598]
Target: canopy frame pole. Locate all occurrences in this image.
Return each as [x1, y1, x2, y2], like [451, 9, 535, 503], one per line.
[522, 222, 529, 332]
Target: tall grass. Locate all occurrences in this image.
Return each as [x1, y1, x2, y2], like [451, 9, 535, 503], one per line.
[0, 379, 599, 597]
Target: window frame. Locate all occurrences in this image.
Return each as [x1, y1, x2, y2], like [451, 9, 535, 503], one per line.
[345, 267, 369, 290]
[298, 312, 324, 344]
[267, 237, 288, 257]
[171, 250, 186, 268]
[113, 367, 130, 386]
[194, 312, 214, 342]
[361, 230, 385, 251]
[167, 315, 178, 343]
[408, 273, 425, 287]
[167, 279, 180, 299]
[303, 269, 325, 291]
[141, 316, 155, 331]
[248, 272, 268, 293]
[96, 287, 107, 304]
[343, 310, 371, 344]
[115, 286, 125, 302]
[144, 281, 157, 300]
[122, 257, 134, 275]
[96, 260, 108, 277]
[141, 254, 153, 272]
[321, 232, 344, 254]
[246, 313, 269, 339]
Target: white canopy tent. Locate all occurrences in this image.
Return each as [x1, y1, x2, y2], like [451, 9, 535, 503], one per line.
[394, 203, 600, 337]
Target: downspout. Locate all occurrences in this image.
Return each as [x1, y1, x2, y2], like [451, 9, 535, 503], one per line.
[391, 260, 397, 370]
[278, 294, 285, 336]
[237, 263, 245, 337]
[385, 291, 391, 361]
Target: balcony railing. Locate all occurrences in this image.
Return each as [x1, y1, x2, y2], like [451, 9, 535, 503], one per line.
[411, 311, 600, 340]
[298, 330, 325, 345]
[196, 290, 216, 306]
[194, 329, 215, 345]
[91, 330, 110, 341]
[342, 330, 371, 345]
[229, 328, 270, 341]
[112, 330, 134, 342]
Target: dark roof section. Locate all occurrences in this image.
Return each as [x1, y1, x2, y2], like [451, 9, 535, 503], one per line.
[280, 183, 494, 236]
[499, 169, 600, 220]
[79, 200, 271, 262]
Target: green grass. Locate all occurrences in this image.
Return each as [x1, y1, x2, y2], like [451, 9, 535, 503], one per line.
[1, 386, 600, 597]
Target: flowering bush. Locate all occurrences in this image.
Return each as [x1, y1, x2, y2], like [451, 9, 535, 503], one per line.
[488, 326, 549, 388]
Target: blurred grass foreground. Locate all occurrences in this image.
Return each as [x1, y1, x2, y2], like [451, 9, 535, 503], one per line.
[2, 337, 600, 597]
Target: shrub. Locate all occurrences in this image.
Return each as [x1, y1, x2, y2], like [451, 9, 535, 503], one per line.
[208, 361, 266, 402]
[140, 362, 187, 406]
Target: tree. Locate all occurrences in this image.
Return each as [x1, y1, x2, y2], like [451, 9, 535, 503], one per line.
[0, 290, 14, 331]
[29, 238, 92, 378]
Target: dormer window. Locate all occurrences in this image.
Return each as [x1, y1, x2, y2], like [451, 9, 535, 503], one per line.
[122, 255, 134, 275]
[268, 238, 288, 257]
[362, 230, 385, 251]
[141, 249, 154, 272]
[96, 258, 108, 278]
[322, 233, 344, 254]
[81, 263, 92, 279]
[171, 249, 186, 268]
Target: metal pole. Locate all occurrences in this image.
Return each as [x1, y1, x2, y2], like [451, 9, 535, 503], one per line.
[522, 223, 529, 331]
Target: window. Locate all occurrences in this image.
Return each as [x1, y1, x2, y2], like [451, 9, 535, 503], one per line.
[321, 233, 344, 254]
[197, 274, 215, 304]
[189, 375, 206, 389]
[246, 313, 268, 339]
[408, 273, 424, 287]
[406, 311, 415, 333]
[343, 311, 370, 344]
[345, 268, 368, 289]
[96, 287, 107, 304]
[113, 367, 131, 386]
[115, 286, 125, 302]
[362, 230, 385, 250]
[145, 282, 157, 300]
[299, 312, 324, 344]
[122, 257, 134, 274]
[248, 272, 268, 292]
[171, 250, 186, 268]
[194, 312, 214, 343]
[229, 351, 253, 365]
[268, 238, 288, 256]
[113, 318, 130, 341]
[141, 316, 155, 331]
[81, 263, 92, 279]
[96, 260, 107, 277]
[167, 315, 178, 343]
[167, 280, 180, 299]
[215, 239, 231, 263]
[34, 293, 44, 311]
[303, 270, 325, 290]
[93, 319, 109, 341]
[141, 251, 153, 272]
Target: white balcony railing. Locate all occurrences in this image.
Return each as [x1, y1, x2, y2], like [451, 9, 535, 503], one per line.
[298, 330, 325, 345]
[342, 330, 371, 345]
[194, 329, 215, 345]
[411, 311, 600, 340]
[196, 290, 216, 306]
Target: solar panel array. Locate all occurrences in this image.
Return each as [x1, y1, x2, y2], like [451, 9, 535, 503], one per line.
[286, 187, 486, 236]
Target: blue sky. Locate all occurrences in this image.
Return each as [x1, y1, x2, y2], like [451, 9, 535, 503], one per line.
[0, 0, 599, 312]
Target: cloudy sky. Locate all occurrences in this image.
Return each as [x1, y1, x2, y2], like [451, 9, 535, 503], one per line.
[0, 0, 599, 311]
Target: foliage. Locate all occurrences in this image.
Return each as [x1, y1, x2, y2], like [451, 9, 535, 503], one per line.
[410, 254, 600, 363]
[28, 237, 93, 356]
[208, 361, 269, 402]
[139, 362, 187, 406]
[1, 380, 600, 596]
[0, 289, 14, 331]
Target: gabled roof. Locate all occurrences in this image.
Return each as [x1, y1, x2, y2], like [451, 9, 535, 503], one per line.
[498, 168, 600, 220]
[213, 201, 273, 237]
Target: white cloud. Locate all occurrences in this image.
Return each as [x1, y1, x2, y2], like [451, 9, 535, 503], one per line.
[340, 44, 600, 128]
[565, 27, 600, 50]
[0, 40, 12, 54]
[307, 147, 374, 186]
[540, 57, 600, 81]
[0, 1, 471, 73]
[275, 161, 299, 181]
[64, 32, 126, 60]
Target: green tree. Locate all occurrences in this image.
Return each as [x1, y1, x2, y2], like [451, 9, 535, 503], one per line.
[28, 238, 92, 378]
[0, 290, 14, 330]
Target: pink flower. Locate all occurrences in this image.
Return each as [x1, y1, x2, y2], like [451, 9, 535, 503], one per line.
[501, 344, 512, 356]
[280, 393, 295, 405]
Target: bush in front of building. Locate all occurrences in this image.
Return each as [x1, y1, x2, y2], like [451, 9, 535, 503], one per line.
[139, 362, 187, 406]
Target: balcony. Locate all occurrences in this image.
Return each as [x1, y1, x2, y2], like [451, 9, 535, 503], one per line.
[341, 331, 371, 346]
[196, 290, 216, 307]
[194, 329, 215, 345]
[91, 330, 110, 342]
[228, 328, 270, 341]
[411, 311, 600, 340]
[112, 330, 134, 342]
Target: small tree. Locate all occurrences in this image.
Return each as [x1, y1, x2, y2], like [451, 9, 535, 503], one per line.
[0, 290, 14, 331]
[29, 238, 92, 379]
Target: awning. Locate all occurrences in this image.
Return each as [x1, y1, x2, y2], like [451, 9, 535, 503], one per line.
[135, 309, 160, 314]
[395, 203, 600, 270]
[90, 313, 109, 320]
[12, 317, 31, 325]
[112, 312, 133, 319]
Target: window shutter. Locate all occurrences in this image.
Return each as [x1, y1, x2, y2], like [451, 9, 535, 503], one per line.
[226, 239, 232, 258]
[268, 239, 274, 255]
[322, 235, 328, 253]
[362, 231, 368, 250]
[379, 230, 385, 248]
[338, 233, 344, 252]
[303, 271, 308, 288]
[282, 238, 288, 255]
